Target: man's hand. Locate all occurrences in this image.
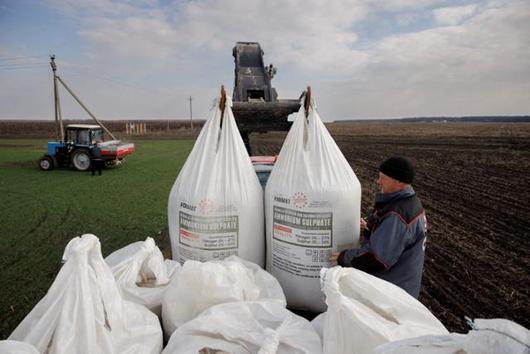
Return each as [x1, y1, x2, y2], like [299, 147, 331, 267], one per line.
[359, 217, 368, 244]
[330, 252, 341, 266]
[360, 217, 367, 232]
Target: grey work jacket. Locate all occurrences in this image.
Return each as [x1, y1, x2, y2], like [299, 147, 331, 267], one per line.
[338, 186, 427, 298]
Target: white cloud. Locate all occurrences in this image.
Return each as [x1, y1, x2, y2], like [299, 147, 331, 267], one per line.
[322, 0, 530, 118]
[80, 16, 179, 62]
[433, 4, 478, 26]
[1, 0, 529, 120]
[372, 0, 444, 11]
[50, 0, 372, 76]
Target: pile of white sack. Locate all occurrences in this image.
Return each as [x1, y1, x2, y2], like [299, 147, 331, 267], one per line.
[7, 234, 163, 354]
[4, 234, 322, 353]
[4, 234, 529, 353]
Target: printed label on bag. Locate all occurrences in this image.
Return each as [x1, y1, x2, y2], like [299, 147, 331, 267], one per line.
[178, 211, 239, 251]
[177, 244, 238, 263]
[272, 205, 333, 277]
[273, 206, 332, 247]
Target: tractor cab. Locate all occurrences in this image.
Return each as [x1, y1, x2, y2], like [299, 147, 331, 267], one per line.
[65, 124, 105, 146]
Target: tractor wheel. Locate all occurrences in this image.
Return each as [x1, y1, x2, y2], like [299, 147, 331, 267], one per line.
[38, 156, 54, 171]
[71, 149, 91, 171]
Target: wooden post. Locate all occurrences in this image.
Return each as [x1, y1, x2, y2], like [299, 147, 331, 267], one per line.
[50, 55, 64, 142]
[189, 95, 193, 129]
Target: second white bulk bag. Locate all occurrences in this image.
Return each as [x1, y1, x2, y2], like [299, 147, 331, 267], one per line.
[0, 340, 39, 354]
[374, 318, 530, 354]
[168, 90, 264, 266]
[162, 256, 286, 336]
[320, 266, 448, 354]
[163, 301, 322, 354]
[265, 94, 362, 312]
[8, 234, 163, 354]
[105, 237, 181, 315]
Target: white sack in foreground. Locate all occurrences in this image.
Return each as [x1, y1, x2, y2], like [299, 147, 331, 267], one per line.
[9, 234, 163, 354]
[105, 237, 181, 314]
[168, 92, 264, 266]
[163, 301, 322, 354]
[162, 256, 286, 336]
[0, 340, 39, 354]
[374, 318, 530, 354]
[266, 95, 361, 312]
[320, 266, 448, 354]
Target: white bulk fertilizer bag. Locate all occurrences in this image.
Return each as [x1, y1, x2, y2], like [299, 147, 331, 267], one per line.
[162, 256, 286, 336]
[9, 234, 163, 354]
[168, 92, 264, 266]
[0, 340, 39, 354]
[105, 237, 181, 315]
[265, 96, 361, 312]
[374, 318, 530, 354]
[320, 266, 448, 354]
[163, 301, 322, 354]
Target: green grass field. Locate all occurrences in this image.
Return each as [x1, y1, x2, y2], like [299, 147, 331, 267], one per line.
[0, 138, 194, 338]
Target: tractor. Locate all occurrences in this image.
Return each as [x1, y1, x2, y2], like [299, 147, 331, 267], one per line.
[39, 124, 135, 171]
[39, 55, 134, 172]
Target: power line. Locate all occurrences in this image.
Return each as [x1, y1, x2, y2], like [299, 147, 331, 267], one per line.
[61, 67, 153, 93]
[0, 64, 48, 71]
[0, 62, 48, 69]
[61, 66, 179, 99]
[0, 55, 48, 61]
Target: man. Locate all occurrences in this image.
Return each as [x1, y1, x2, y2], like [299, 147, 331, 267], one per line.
[330, 156, 427, 298]
[90, 145, 103, 176]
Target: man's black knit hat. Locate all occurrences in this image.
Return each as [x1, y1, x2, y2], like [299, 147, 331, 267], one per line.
[379, 156, 415, 184]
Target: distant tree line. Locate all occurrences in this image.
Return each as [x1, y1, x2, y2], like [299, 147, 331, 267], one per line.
[338, 116, 530, 123]
[0, 119, 206, 138]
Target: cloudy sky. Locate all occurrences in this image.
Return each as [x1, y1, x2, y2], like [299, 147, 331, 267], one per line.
[1, 0, 529, 121]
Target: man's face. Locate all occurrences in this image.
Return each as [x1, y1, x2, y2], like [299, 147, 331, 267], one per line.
[376, 172, 407, 194]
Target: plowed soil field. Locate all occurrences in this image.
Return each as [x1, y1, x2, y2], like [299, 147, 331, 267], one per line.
[251, 122, 530, 333]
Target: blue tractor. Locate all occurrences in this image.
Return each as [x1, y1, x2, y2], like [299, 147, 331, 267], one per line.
[38, 124, 134, 171]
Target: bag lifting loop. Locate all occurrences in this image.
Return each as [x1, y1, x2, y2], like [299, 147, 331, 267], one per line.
[304, 86, 312, 120]
[302, 86, 312, 148]
[219, 85, 227, 128]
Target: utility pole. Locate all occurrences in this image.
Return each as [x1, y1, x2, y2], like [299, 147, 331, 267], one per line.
[189, 95, 193, 129]
[50, 55, 64, 142]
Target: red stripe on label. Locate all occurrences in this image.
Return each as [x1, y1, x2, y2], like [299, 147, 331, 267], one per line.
[274, 224, 292, 233]
[180, 229, 199, 239]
